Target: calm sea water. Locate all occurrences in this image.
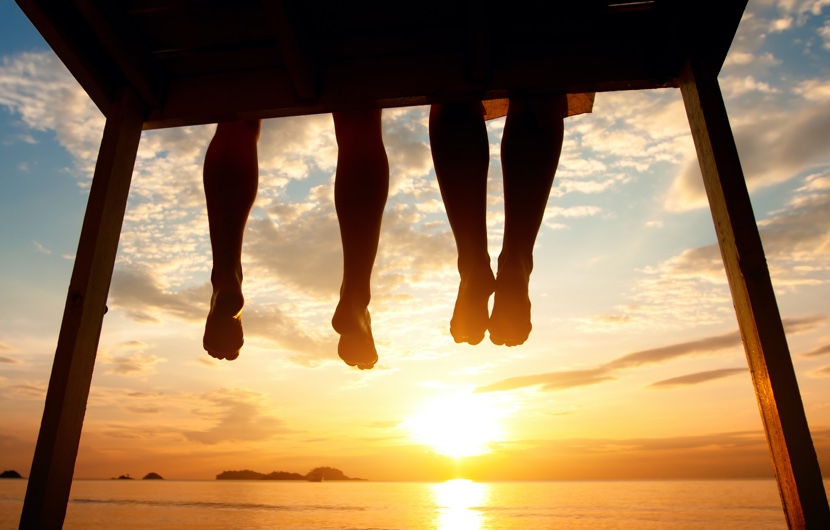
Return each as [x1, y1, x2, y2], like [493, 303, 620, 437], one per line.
[0, 478, 816, 529]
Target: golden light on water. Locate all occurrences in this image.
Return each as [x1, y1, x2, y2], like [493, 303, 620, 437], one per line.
[432, 479, 489, 530]
[404, 393, 507, 458]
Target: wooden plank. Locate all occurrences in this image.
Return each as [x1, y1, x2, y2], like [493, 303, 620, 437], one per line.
[73, 0, 167, 107]
[679, 58, 830, 529]
[464, 0, 489, 83]
[14, 0, 118, 116]
[143, 50, 678, 129]
[19, 88, 144, 530]
[260, 0, 317, 101]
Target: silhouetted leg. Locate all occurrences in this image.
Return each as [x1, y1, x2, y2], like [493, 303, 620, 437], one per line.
[490, 95, 565, 346]
[331, 110, 388, 369]
[202, 120, 261, 360]
[429, 102, 495, 345]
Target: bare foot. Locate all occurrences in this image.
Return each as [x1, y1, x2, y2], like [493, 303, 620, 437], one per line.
[450, 265, 495, 345]
[488, 258, 532, 347]
[203, 289, 244, 360]
[332, 301, 378, 370]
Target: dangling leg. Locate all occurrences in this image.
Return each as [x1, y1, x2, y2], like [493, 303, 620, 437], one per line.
[331, 109, 389, 369]
[490, 95, 565, 346]
[202, 120, 261, 360]
[429, 102, 495, 345]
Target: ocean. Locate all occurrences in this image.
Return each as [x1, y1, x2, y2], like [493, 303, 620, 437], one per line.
[0, 478, 816, 529]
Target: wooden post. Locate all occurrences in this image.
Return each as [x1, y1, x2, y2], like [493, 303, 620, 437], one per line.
[19, 88, 144, 530]
[679, 59, 830, 529]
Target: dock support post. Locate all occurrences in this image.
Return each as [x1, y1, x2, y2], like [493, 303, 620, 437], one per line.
[679, 59, 830, 529]
[19, 88, 144, 529]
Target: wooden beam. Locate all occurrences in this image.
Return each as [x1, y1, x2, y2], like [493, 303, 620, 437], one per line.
[14, 0, 118, 116]
[143, 49, 677, 129]
[19, 88, 144, 530]
[679, 58, 830, 530]
[73, 0, 167, 107]
[260, 0, 317, 101]
[464, 0, 489, 83]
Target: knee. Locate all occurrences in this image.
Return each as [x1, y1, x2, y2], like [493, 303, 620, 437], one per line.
[430, 101, 483, 127]
[333, 109, 384, 151]
[508, 95, 566, 129]
[215, 120, 262, 142]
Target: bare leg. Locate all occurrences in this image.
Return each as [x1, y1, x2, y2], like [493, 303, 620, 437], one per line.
[202, 120, 261, 360]
[331, 110, 389, 369]
[429, 102, 495, 345]
[489, 95, 565, 346]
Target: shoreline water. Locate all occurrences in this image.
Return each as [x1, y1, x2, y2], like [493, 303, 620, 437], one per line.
[3, 478, 817, 529]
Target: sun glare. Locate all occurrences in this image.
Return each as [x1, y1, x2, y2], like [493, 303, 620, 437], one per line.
[404, 393, 507, 458]
[432, 479, 489, 530]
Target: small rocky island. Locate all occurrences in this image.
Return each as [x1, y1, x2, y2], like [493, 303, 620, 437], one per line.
[216, 467, 365, 481]
[142, 472, 164, 480]
[0, 470, 23, 479]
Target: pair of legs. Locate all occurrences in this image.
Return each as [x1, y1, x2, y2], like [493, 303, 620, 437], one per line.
[429, 95, 566, 346]
[202, 111, 387, 369]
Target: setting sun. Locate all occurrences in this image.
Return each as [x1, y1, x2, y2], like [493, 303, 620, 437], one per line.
[404, 393, 508, 458]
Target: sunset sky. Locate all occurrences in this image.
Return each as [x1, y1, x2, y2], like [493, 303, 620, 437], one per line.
[1, 0, 830, 482]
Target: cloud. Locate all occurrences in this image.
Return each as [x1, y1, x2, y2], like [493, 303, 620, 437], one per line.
[102, 351, 166, 377]
[605, 330, 741, 370]
[0, 51, 104, 175]
[803, 344, 830, 357]
[0, 341, 20, 364]
[109, 264, 336, 365]
[649, 368, 747, 388]
[237, 306, 336, 366]
[477, 317, 822, 393]
[109, 265, 206, 323]
[184, 388, 293, 445]
[5, 382, 46, 400]
[475, 368, 615, 393]
[666, 102, 830, 211]
[603, 173, 830, 330]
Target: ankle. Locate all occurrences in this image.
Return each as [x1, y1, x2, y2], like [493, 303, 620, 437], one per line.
[457, 254, 492, 275]
[497, 252, 533, 276]
[210, 266, 243, 291]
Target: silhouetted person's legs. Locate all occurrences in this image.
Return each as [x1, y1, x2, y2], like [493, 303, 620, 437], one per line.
[429, 102, 495, 345]
[203, 120, 261, 360]
[331, 110, 389, 369]
[489, 95, 565, 346]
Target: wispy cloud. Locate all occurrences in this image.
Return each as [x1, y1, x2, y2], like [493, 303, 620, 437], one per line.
[0, 355, 21, 364]
[605, 330, 741, 370]
[803, 344, 830, 357]
[477, 317, 823, 393]
[649, 368, 747, 388]
[476, 368, 615, 393]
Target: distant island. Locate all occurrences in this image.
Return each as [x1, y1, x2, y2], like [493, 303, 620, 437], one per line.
[217, 466, 365, 482]
[0, 470, 23, 479]
[142, 472, 164, 480]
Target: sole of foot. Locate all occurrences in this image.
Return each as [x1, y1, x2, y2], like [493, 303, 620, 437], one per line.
[488, 263, 532, 347]
[449, 267, 496, 345]
[333, 303, 378, 370]
[203, 291, 244, 361]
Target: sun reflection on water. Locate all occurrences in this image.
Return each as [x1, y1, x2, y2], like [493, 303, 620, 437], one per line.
[431, 479, 490, 530]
